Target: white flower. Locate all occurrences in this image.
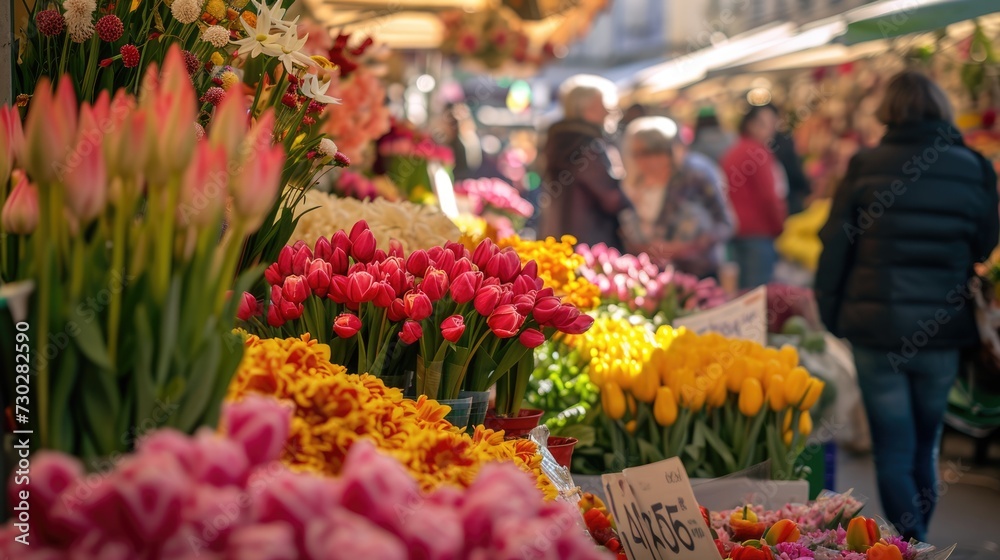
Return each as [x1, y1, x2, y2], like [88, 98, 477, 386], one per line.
[299, 74, 340, 105]
[252, 0, 295, 32]
[317, 138, 338, 157]
[273, 28, 316, 73]
[170, 0, 203, 24]
[201, 25, 230, 48]
[64, 0, 96, 43]
[232, 5, 281, 58]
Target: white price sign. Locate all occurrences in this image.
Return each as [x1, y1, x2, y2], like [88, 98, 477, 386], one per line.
[601, 473, 659, 560]
[621, 457, 723, 560]
[674, 285, 768, 346]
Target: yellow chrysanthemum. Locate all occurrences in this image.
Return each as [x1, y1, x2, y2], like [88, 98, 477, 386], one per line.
[240, 11, 255, 28]
[205, 0, 226, 19]
[498, 234, 601, 310]
[227, 335, 556, 499]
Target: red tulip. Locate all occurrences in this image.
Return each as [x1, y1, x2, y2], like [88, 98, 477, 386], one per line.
[450, 257, 473, 278]
[432, 249, 456, 279]
[729, 542, 774, 560]
[372, 248, 387, 263]
[236, 292, 259, 321]
[537, 287, 554, 299]
[282, 275, 310, 304]
[292, 240, 308, 251]
[306, 260, 333, 298]
[518, 328, 545, 348]
[406, 249, 429, 277]
[333, 313, 362, 338]
[314, 236, 333, 261]
[474, 285, 503, 316]
[487, 304, 524, 338]
[399, 320, 423, 344]
[521, 259, 538, 279]
[445, 241, 468, 260]
[441, 315, 465, 343]
[277, 246, 294, 276]
[264, 263, 283, 287]
[513, 274, 536, 295]
[427, 246, 445, 264]
[331, 230, 351, 255]
[351, 229, 377, 263]
[328, 275, 350, 304]
[266, 304, 284, 327]
[451, 271, 482, 304]
[472, 238, 497, 269]
[388, 298, 406, 322]
[483, 277, 500, 287]
[387, 269, 409, 296]
[372, 282, 395, 308]
[420, 267, 449, 302]
[512, 294, 535, 316]
[347, 271, 377, 303]
[404, 291, 433, 321]
[349, 219, 370, 243]
[388, 238, 404, 258]
[551, 304, 581, 330]
[328, 247, 349, 275]
[532, 296, 561, 326]
[278, 298, 303, 321]
[291, 245, 312, 276]
[492, 248, 521, 282]
[561, 313, 595, 335]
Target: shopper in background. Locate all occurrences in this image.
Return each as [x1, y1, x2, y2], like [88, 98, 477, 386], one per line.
[443, 103, 483, 181]
[815, 71, 999, 541]
[621, 117, 734, 278]
[771, 116, 811, 215]
[540, 75, 638, 249]
[691, 107, 735, 165]
[721, 104, 787, 288]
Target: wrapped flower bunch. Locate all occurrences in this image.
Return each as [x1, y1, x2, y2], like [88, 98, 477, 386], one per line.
[576, 242, 727, 323]
[0, 396, 607, 560]
[226, 334, 556, 497]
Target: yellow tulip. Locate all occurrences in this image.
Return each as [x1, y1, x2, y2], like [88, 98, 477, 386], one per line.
[798, 378, 825, 411]
[783, 366, 810, 407]
[768, 374, 786, 411]
[654, 387, 678, 426]
[601, 382, 626, 420]
[708, 377, 728, 408]
[764, 359, 784, 380]
[782, 409, 793, 432]
[625, 420, 637, 434]
[681, 383, 707, 412]
[626, 393, 637, 417]
[589, 361, 606, 387]
[738, 378, 764, 417]
[799, 410, 813, 436]
[746, 358, 765, 382]
[778, 344, 799, 369]
[726, 360, 747, 393]
[633, 361, 660, 403]
[783, 429, 794, 446]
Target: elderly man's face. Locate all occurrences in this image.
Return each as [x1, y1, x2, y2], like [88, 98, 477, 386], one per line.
[582, 94, 610, 126]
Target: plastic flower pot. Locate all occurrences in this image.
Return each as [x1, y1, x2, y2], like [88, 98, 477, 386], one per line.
[438, 396, 473, 430]
[459, 390, 490, 432]
[483, 408, 544, 438]
[546, 436, 578, 469]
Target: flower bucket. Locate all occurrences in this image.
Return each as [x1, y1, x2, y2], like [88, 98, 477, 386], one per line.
[438, 397, 473, 430]
[381, 370, 415, 396]
[459, 390, 490, 432]
[546, 436, 578, 469]
[484, 408, 544, 438]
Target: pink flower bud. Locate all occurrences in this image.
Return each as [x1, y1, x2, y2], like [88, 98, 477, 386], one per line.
[333, 312, 363, 338]
[487, 304, 525, 338]
[512, 293, 535, 316]
[349, 219, 370, 243]
[432, 248, 456, 279]
[1, 171, 39, 235]
[177, 142, 226, 227]
[230, 112, 284, 233]
[521, 259, 538, 279]
[399, 320, 423, 344]
[236, 292, 259, 321]
[472, 238, 497, 269]
[532, 296, 560, 326]
[264, 263, 283, 287]
[314, 236, 333, 261]
[267, 304, 285, 327]
[351, 228, 377, 263]
[440, 315, 465, 343]
[518, 328, 546, 349]
[23, 77, 78, 184]
[560, 313, 595, 335]
[449, 257, 473, 278]
[277, 246, 295, 277]
[406, 249, 429, 277]
[373, 282, 395, 308]
[0, 106, 24, 185]
[388, 238, 404, 258]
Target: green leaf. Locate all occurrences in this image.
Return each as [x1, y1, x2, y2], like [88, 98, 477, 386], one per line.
[702, 419, 738, 473]
[154, 275, 182, 387]
[199, 331, 245, 429]
[74, 318, 113, 371]
[556, 423, 596, 447]
[134, 305, 156, 428]
[171, 340, 221, 432]
[51, 348, 79, 454]
[638, 438, 664, 463]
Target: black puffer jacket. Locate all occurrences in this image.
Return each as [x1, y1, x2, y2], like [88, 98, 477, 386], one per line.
[815, 120, 999, 350]
[539, 119, 632, 249]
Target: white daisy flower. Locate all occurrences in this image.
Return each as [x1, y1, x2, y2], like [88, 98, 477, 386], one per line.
[299, 74, 340, 105]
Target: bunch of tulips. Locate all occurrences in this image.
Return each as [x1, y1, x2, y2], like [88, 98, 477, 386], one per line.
[237, 223, 594, 413]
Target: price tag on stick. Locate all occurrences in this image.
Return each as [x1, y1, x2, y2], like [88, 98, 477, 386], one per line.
[623, 457, 724, 560]
[601, 473, 660, 560]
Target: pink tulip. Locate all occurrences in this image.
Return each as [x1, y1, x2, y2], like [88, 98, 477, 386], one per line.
[518, 328, 545, 349]
[351, 228, 377, 263]
[421, 267, 449, 301]
[531, 296, 560, 326]
[349, 219, 370, 243]
[449, 257, 473, 278]
[0, 106, 24, 183]
[561, 313, 595, 335]
[440, 315, 465, 343]
[398, 320, 422, 344]
[23, 78, 78, 183]
[306, 259, 333, 298]
[388, 238, 404, 258]
[228, 523, 298, 560]
[236, 292, 259, 321]
[291, 244, 312, 275]
[207, 88, 246, 161]
[403, 290, 433, 321]
[333, 312, 362, 338]
[231, 134, 284, 232]
[281, 275, 310, 305]
[331, 230, 351, 255]
[472, 238, 497, 269]
[267, 304, 285, 327]
[142, 51, 197, 181]
[221, 395, 293, 466]
[431, 248, 456, 279]
[176, 142, 226, 227]
[487, 304, 524, 338]
[406, 249, 429, 277]
[347, 271, 377, 303]
[450, 271, 482, 304]
[314, 236, 333, 261]
[1, 171, 39, 234]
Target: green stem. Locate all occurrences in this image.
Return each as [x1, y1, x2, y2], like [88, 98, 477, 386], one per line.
[107, 187, 130, 366]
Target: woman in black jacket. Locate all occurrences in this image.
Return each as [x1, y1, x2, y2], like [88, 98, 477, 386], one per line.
[815, 71, 999, 541]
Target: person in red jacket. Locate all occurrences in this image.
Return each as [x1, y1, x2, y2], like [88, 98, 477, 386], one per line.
[721, 104, 788, 288]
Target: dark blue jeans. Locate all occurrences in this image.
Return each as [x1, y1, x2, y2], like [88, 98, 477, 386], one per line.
[853, 346, 960, 542]
[731, 237, 777, 289]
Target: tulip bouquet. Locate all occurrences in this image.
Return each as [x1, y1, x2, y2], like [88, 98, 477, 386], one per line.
[0, 395, 610, 560]
[560, 315, 827, 479]
[237, 223, 594, 413]
[0, 48, 284, 458]
[375, 118, 455, 204]
[708, 510, 954, 560]
[455, 177, 534, 238]
[226, 334, 556, 497]
[576, 243, 728, 324]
